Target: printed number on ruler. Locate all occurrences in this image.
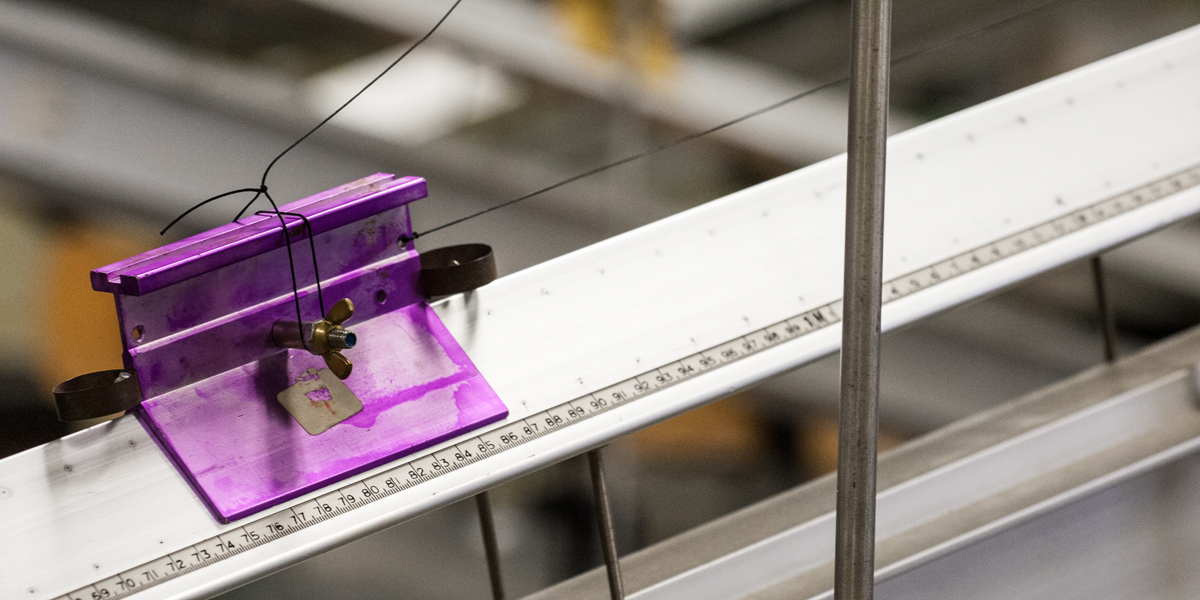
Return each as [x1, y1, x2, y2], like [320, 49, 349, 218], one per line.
[64, 164, 1200, 600]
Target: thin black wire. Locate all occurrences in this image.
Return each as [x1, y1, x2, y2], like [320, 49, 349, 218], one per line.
[157, 0, 1072, 317]
[255, 210, 326, 317]
[159, 187, 263, 236]
[158, 0, 465, 328]
[232, 0, 465, 223]
[257, 192, 317, 351]
[406, 0, 1076, 242]
[161, 0, 465, 234]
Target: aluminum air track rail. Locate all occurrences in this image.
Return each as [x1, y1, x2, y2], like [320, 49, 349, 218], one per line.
[5, 23, 1200, 600]
[530, 287, 1200, 600]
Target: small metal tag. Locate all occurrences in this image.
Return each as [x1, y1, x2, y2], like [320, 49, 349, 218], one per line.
[276, 367, 364, 435]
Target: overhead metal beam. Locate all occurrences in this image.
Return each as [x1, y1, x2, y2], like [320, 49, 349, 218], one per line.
[0, 0, 668, 238]
[296, 0, 920, 165]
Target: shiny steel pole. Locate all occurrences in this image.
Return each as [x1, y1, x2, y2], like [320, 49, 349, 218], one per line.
[834, 0, 891, 597]
[1091, 256, 1118, 363]
[588, 449, 625, 600]
[475, 491, 506, 600]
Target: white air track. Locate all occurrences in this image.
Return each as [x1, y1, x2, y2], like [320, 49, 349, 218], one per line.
[3, 23, 1200, 600]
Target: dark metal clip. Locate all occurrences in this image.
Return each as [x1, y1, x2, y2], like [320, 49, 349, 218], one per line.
[53, 369, 143, 422]
[419, 244, 498, 299]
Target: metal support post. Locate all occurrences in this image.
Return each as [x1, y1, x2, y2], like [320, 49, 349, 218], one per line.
[475, 491, 506, 600]
[1091, 256, 1118, 363]
[588, 448, 626, 600]
[834, 0, 892, 598]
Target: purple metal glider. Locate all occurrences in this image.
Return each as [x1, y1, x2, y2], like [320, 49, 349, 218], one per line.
[91, 174, 507, 523]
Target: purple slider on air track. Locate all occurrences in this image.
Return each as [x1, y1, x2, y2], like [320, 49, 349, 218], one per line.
[91, 174, 508, 523]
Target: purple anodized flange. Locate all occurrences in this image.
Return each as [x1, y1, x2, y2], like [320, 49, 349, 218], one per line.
[92, 174, 508, 523]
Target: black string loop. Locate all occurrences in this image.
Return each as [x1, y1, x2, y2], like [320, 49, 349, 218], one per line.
[255, 210, 326, 319]
[159, 187, 263, 236]
[158, 0, 465, 323]
[257, 193, 317, 352]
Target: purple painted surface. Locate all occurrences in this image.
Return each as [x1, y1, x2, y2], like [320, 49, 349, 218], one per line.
[126, 246, 423, 397]
[138, 303, 507, 522]
[91, 175, 507, 523]
[93, 174, 426, 296]
[103, 177, 426, 397]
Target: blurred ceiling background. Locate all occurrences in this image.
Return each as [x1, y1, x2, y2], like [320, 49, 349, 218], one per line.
[2, 0, 1199, 597]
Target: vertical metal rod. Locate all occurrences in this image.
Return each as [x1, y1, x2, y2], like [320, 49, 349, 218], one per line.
[834, 0, 892, 597]
[588, 448, 625, 600]
[1091, 255, 1118, 363]
[475, 491, 506, 600]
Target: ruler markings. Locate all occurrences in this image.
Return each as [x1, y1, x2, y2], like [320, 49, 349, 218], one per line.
[62, 164, 1200, 600]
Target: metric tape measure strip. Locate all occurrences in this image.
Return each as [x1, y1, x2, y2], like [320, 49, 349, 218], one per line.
[62, 163, 1200, 600]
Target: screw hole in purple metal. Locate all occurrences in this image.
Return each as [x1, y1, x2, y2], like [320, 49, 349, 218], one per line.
[131, 325, 145, 343]
[375, 290, 387, 305]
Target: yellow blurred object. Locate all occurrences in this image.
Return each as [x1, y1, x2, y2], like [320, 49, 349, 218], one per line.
[553, 0, 676, 77]
[0, 194, 45, 375]
[797, 410, 908, 478]
[631, 394, 767, 467]
[36, 221, 156, 396]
